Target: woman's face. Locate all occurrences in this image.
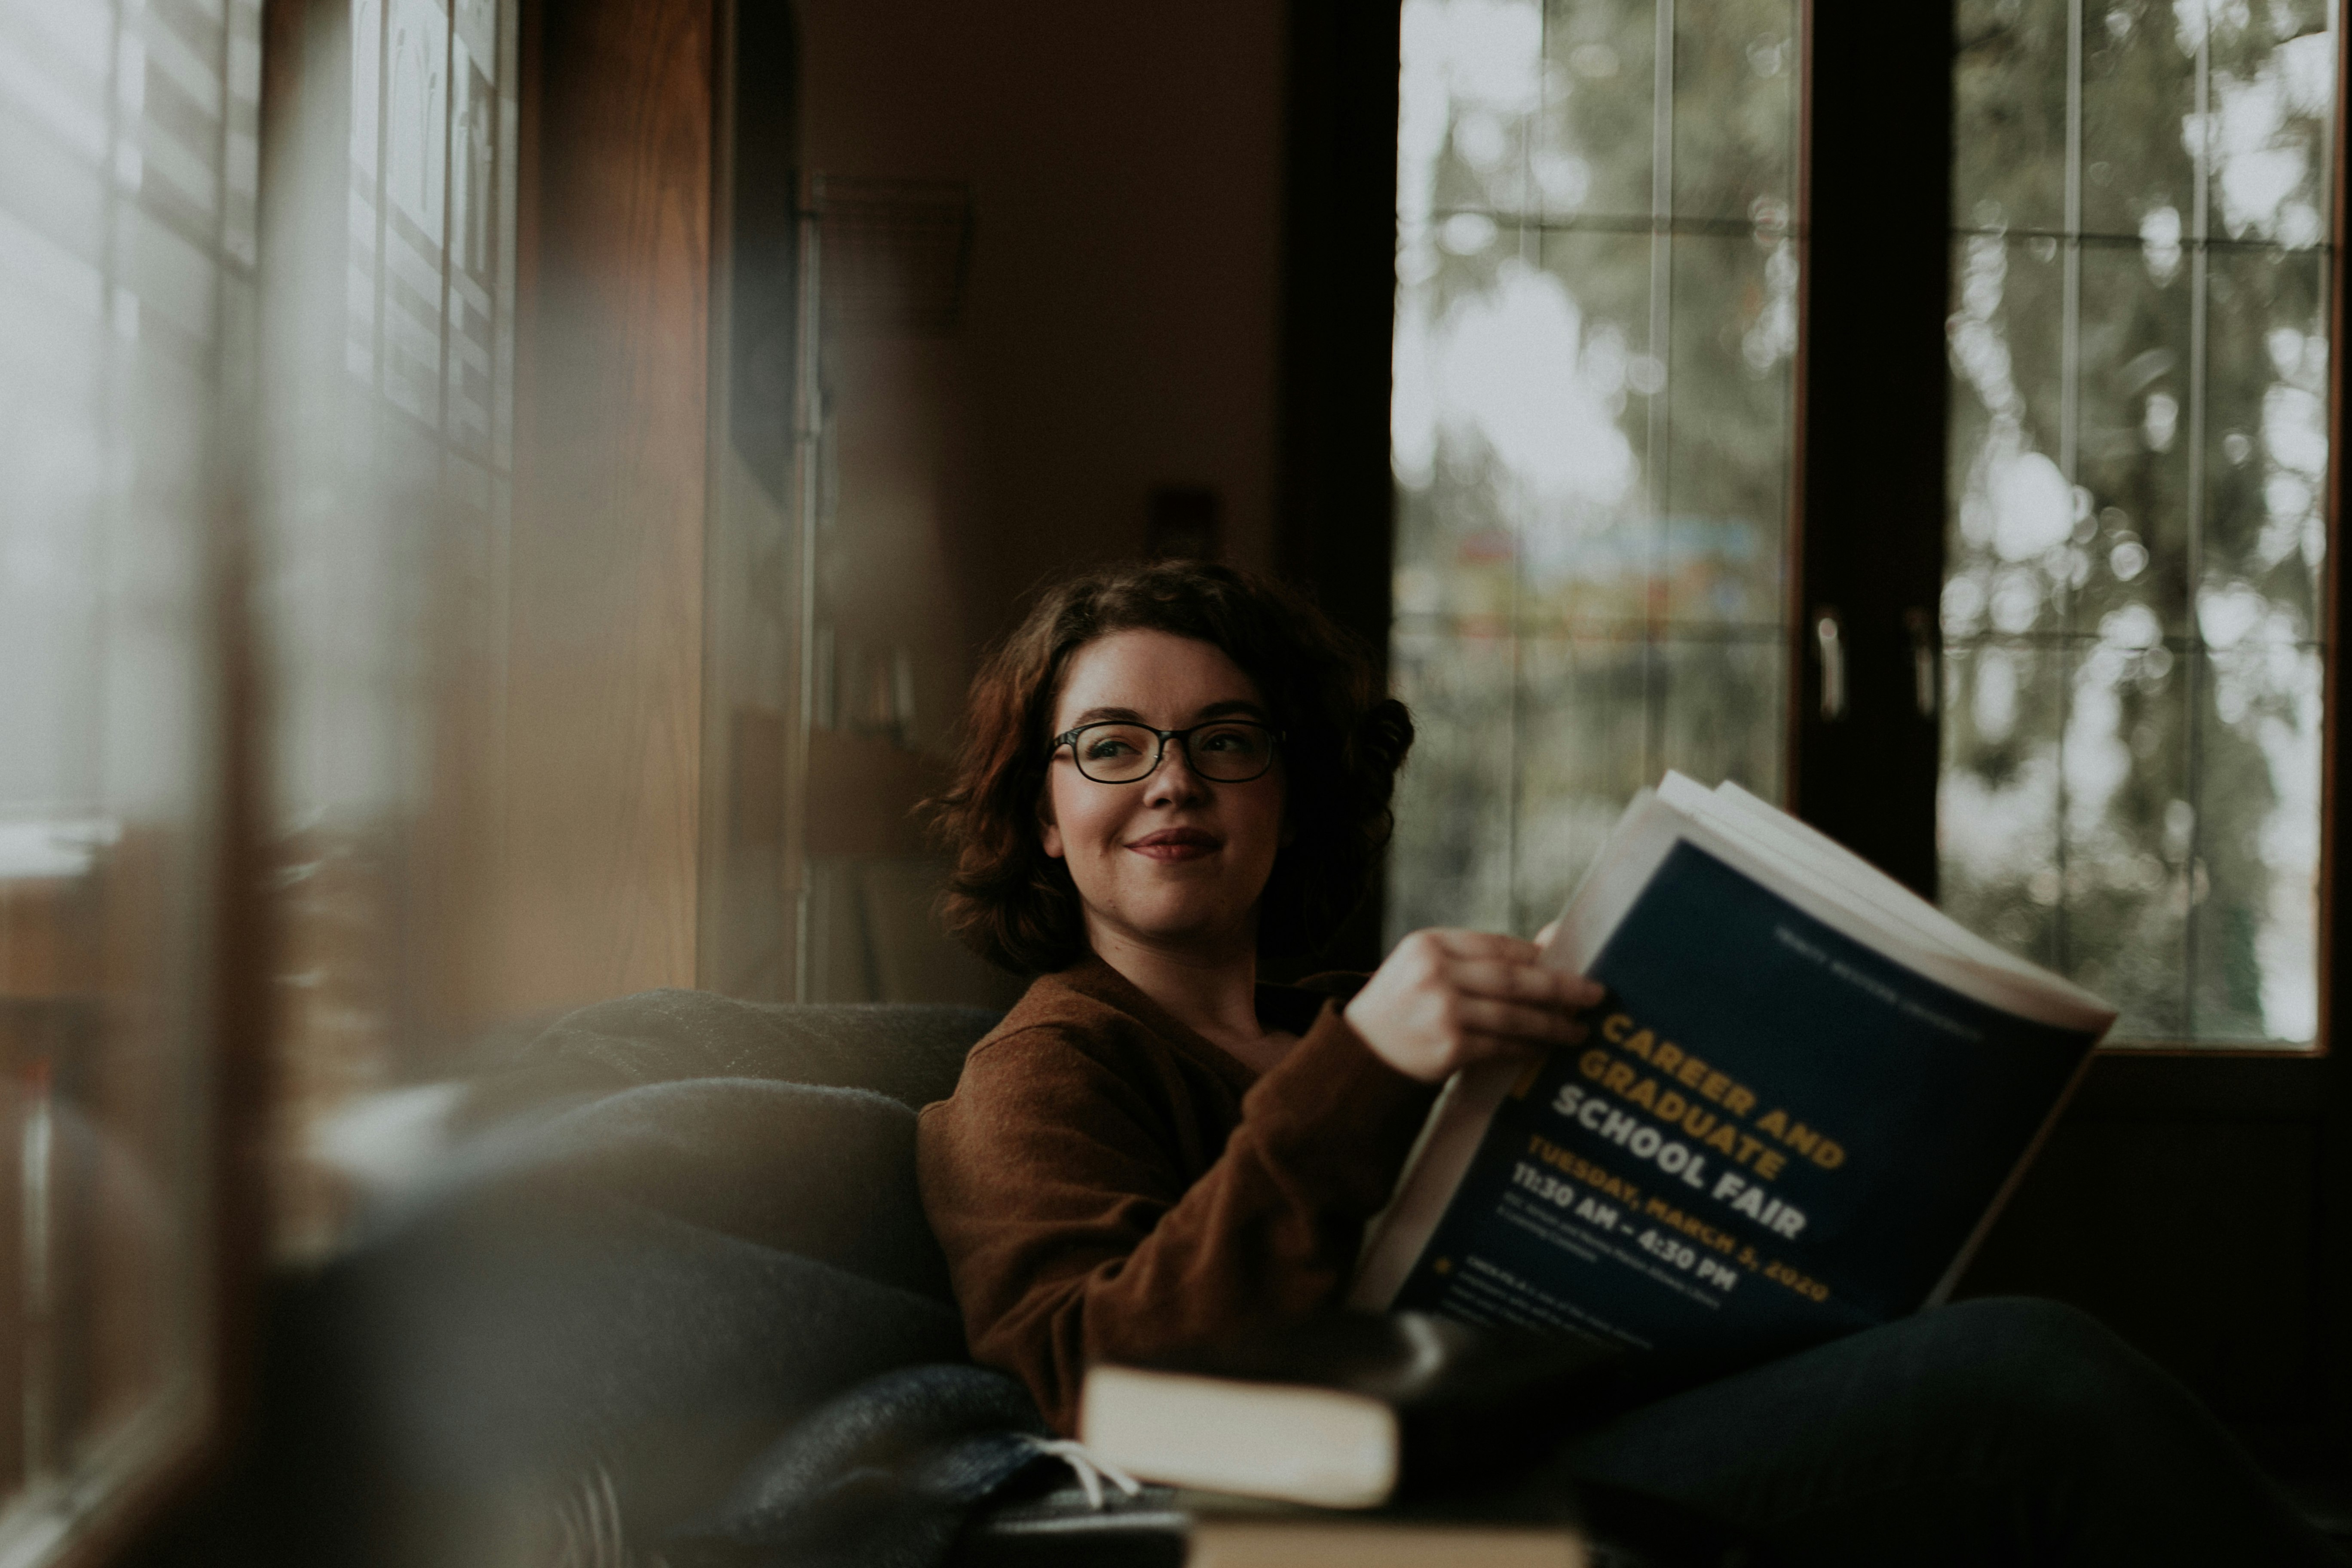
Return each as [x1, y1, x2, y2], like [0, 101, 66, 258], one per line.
[1041, 629, 1286, 961]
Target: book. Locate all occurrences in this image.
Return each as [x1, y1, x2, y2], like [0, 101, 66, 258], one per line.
[1346, 772, 2116, 1369]
[1077, 1311, 1633, 1510]
[962, 1480, 1591, 1568]
[1181, 1507, 1588, 1568]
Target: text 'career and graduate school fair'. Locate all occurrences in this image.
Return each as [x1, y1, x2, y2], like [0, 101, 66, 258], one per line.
[1349, 773, 2116, 1370]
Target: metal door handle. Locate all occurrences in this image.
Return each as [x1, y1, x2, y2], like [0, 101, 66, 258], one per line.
[1815, 607, 1846, 721]
[1905, 607, 1938, 719]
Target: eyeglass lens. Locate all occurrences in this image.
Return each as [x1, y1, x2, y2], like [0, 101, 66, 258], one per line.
[1070, 723, 1275, 783]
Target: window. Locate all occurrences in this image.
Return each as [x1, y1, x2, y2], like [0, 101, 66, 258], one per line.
[257, 0, 521, 1256]
[1942, 0, 2335, 1044]
[1387, 0, 1803, 942]
[1391, 0, 2339, 1050]
[0, 0, 262, 1551]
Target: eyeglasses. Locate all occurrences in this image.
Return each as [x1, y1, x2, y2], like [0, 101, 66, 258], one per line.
[1051, 719, 1283, 784]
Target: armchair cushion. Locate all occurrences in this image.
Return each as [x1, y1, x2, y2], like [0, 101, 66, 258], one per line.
[456, 1077, 957, 1302]
[481, 987, 1001, 1114]
[283, 992, 1027, 1564]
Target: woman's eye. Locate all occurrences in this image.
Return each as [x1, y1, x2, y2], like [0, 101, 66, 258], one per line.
[1084, 737, 1140, 759]
[1198, 728, 1253, 753]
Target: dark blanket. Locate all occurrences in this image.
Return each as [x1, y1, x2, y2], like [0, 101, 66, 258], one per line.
[672, 1363, 1055, 1568]
[279, 993, 1054, 1568]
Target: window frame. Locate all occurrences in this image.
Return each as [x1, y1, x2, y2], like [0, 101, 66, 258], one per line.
[1793, 0, 2349, 1060]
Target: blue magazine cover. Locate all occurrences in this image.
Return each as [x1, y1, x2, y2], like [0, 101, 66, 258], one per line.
[1354, 781, 2110, 1367]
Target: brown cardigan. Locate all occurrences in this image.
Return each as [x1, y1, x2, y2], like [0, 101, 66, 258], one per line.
[916, 957, 1438, 1434]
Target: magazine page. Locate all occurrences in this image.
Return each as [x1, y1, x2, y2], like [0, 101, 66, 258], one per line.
[1655, 772, 2050, 1013]
[1368, 835, 2104, 1360]
[1646, 779, 2112, 1034]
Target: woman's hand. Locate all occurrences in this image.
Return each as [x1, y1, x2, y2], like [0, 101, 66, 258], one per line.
[1344, 928, 1603, 1084]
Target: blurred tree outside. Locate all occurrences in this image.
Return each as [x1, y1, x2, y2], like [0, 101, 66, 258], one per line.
[1390, 0, 2334, 1047]
[1944, 0, 2333, 1043]
[1389, 0, 1799, 941]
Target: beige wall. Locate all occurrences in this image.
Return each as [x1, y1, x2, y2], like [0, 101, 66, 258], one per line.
[785, 1, 1289, 1005]
[798, 0, 1286, 628]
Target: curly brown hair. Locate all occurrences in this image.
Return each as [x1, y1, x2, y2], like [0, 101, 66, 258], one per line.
[925, 560, 1414, 975]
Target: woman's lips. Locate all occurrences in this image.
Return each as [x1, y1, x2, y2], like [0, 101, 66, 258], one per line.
[1125, 828, 1222, 863]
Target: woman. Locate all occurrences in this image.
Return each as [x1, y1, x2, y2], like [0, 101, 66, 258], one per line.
[919, 560, 2337, 1566]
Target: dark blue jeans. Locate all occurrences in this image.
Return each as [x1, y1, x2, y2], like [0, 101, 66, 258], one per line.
[1553, 1297, 2340, 1566]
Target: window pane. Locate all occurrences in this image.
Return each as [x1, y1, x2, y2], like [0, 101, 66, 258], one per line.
[1954, 0, 2072, 233]
[1942, 0, 2335, 1046]
[1389, 626, 1518, 934]
[2195, 643, 2324, 1042]
[1513, 634, 1654, 927]
[1670, 0, 1799, 221]
[258, 0, 522, 1256]
[1939, 641, 2070, 972]
[1536, 0, 1654, 219]
[2060, 634, 2195, 1035]
[2070, 237, 2193, 639]
[0, 0, 261, 1550]
[2203, 246, 2327, 634]
[1662, 233, 1794, 624]
[2080, 0, 2199, 238]
[1391, 0, 1801, 944]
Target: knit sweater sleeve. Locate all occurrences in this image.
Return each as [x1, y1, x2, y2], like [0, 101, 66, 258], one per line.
[916, 1002, 1436, 1435]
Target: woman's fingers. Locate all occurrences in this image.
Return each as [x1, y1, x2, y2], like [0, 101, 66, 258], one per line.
[1426, 928, 1544, 965]
[1349, 927, 1606, 1083]
[1455, 1030, 1543, 1067]
[1454, 995, 1585, 1044]
[1444, 957, 1604, 1010]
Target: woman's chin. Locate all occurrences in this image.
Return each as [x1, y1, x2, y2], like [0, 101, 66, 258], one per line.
[1098, 900, 1253, 957]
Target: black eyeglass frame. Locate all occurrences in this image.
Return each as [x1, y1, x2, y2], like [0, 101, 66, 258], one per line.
[1050, 719, 1286, 784]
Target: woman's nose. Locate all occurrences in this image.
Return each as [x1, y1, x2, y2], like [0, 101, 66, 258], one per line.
[1143, 741, 1210, 805]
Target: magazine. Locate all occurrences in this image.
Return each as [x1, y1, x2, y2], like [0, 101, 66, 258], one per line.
[1347, 772, 2116, 1366]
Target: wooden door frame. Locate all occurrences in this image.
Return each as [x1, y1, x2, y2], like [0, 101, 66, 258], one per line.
[1787, 0, 1950, 894]
[1276, 0, 1403, 976]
